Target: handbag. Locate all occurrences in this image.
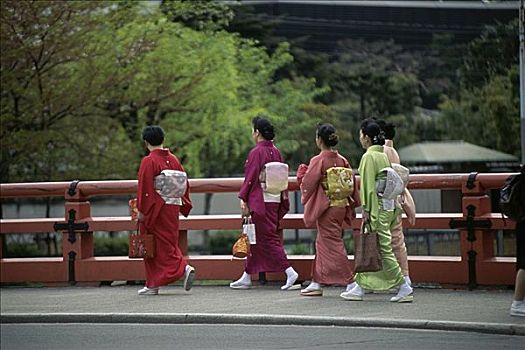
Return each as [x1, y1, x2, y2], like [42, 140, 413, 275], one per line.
[353, 220, 382, 273]
[243, 216, 256, 244]
[232, 233, 250, 259]
[129, 224, 156, 259]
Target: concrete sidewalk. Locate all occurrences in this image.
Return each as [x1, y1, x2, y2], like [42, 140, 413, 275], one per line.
[1, 284, 524, 335]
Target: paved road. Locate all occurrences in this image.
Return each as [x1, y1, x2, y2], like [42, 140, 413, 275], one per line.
[1, 324, 522, 350]
[1, 285, 524, 341]
[2, 285, 524, 325]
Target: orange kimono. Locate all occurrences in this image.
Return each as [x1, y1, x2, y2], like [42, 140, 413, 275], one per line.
[298, 150, 359, 285]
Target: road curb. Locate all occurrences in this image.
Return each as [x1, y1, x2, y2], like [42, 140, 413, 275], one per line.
[1, 313, 524, 336]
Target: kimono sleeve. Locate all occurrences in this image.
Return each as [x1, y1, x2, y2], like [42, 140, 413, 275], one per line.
[350, 174, 361, 208]
[137, 157, 157, 229]
[296, 164, 308, 186]
[358, 153, 377, 214]
[340, 157, 360, 208]
[277, 151, 290, 220]
[177, 161, 193, 217]
[300, 156, 323, 206]
[238, 148, 262, 202]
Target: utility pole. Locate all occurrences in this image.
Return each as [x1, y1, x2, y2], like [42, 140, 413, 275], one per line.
[520, 0, 525, 164]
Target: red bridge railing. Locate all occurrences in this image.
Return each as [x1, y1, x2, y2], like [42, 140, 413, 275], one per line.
[0, 173, 517, 288]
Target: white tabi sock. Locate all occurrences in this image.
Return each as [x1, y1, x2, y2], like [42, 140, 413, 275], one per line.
[285, 267, 296, 278]
[346, 282, 357, 292]
[306, 281, 321, 290]
[404, 275, 412, 287]
[281, 267, 299, 290]
[512, 300, 525, 307]
[235, 272, 251, 284]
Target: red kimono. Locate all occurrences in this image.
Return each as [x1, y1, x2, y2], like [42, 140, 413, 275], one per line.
[298, 150, 358, 285]
[137, 148, 192, 288]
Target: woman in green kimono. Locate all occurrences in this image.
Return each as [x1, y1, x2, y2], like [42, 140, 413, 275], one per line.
[340, 119, 413, 303]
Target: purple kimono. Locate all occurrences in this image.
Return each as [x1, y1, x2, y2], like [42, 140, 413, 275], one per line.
[239, 140, 291, 274]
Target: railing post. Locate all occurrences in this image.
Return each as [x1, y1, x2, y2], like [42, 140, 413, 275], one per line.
[458, 173, 493, 290]
[55, 181, 93, 285]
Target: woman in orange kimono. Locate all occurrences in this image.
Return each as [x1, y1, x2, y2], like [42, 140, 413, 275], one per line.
[297, 123, 359, 296]
[136, 126, 195, 296]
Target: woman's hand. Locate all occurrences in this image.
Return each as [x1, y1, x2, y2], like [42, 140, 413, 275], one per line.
[297, 164, 308, 177]
[240, 200, 250, 217]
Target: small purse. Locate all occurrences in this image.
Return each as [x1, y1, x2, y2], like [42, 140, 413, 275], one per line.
[243, 216, 256, 244]
[128, 223, 156, 259]
[232, 233, 250, 259]
[353, 220, 382, 273]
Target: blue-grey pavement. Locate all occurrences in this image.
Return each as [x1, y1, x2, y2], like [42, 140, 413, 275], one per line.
[1, 285, 524, 336]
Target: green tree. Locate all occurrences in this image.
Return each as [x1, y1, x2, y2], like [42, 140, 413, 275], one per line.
[331, 39, 421, 120]
[417, 33, 466, 109]
[437, 20, 520, 158]
[1, 1, 324, 184]
[160, 0, 233, 31]
[0, 0, 136, 182]
[462, 19, 519, 90]
[439, 66, 520, 156]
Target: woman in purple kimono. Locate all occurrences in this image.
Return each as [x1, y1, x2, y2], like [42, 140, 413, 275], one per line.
[230, 116, 299, 290]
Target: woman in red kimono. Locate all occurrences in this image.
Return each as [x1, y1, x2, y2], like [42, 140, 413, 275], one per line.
[136, 126, 195, 295]
[297, 123, 358, 296]
[230, 116, 299, 290]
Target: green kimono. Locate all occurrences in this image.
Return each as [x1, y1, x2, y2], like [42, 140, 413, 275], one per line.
[355, 145, 404, 290]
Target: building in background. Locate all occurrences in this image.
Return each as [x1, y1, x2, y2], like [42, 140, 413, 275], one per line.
[399, 140, 521, 174]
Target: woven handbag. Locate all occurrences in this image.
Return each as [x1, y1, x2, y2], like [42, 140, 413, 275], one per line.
[232, 233, 250, 259]
[129, 224, 156, 259]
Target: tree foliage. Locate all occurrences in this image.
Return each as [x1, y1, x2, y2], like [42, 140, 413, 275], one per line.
[438, 19, 520, 158]
[439, 66, 520, 156]
[462, 19, 519, 90]
[0, 1, 324, 182]
[160, 0, 233, 31]
[1, 2, 520, 183]
[0, 1, 136, 182]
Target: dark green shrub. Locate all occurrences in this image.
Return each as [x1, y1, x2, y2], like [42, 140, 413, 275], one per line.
[208, 230, 238, 255]
[94, 235, 129, 256]
[4, 242, 41, 258]
[289, 243, 310, 255]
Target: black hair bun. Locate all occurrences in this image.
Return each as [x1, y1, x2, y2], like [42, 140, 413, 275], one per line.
[317, 123, 339, 147]
[252, 116, 275, 140]
[261, 126, 275, 140]
[327, 133, 339, 147]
